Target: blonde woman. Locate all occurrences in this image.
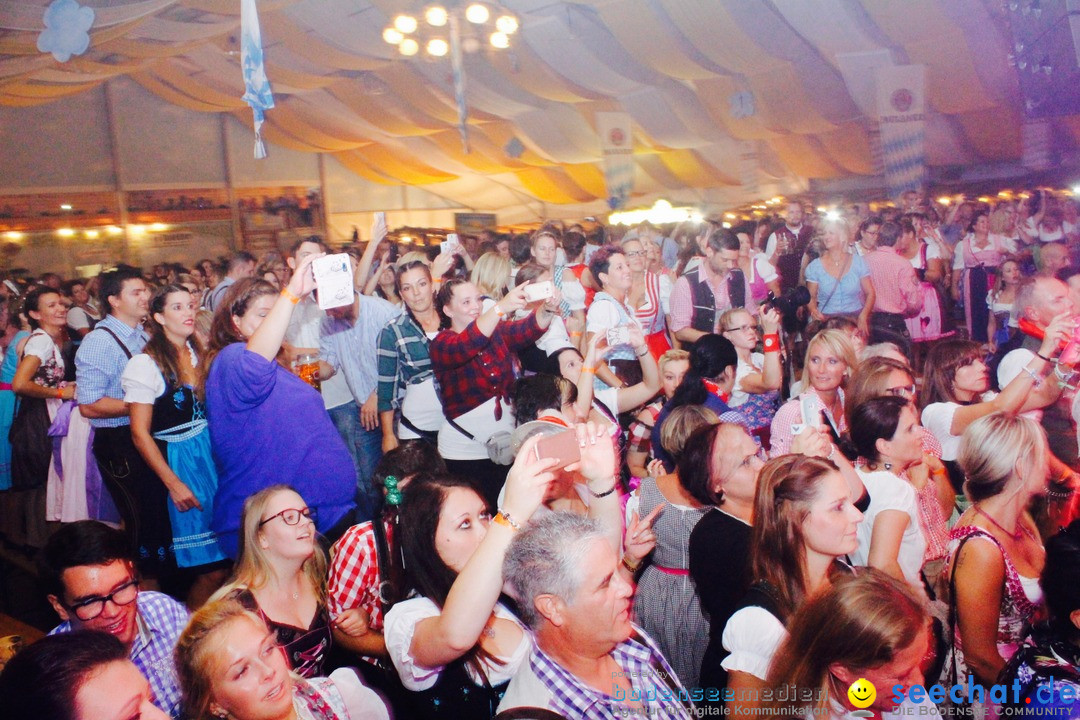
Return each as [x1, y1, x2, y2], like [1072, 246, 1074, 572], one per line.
[769, 330, 857, 457]
[470, 251, 512, 312]
[214, 485, 367, 678]
[176, 596, 389, 720]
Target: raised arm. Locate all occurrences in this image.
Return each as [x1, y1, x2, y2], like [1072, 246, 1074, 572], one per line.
[247, 253, 320, 361]
[406, 437, 556, 667]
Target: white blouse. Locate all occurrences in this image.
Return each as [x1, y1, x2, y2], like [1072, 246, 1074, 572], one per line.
[383, 598, 532, 691]
[852, 469, 927, 585]
[720, 606, 787, 680]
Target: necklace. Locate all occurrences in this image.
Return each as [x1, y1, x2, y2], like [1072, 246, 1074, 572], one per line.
[973, 504, 1028, 541]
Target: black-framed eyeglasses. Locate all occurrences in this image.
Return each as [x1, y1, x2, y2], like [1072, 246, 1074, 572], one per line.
[724, 324, 756, 333]
[259, 507, 316, 527]
[624, 250, 645, 258]
[66, 579, 139, 621]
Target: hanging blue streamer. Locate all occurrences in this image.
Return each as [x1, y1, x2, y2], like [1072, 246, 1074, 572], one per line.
[241, 0, 275, 159]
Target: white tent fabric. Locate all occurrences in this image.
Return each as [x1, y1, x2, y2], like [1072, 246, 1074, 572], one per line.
[0, 0, 1076, 220]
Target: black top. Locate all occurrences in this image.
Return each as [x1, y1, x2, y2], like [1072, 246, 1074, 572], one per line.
[688, 508, 752, 693]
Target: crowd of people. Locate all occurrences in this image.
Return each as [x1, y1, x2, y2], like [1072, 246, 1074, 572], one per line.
[2, 188, 1080, 719]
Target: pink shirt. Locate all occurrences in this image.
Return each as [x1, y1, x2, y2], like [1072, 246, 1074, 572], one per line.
[669, 264, 731, 334]
[864, 247, 921, 315]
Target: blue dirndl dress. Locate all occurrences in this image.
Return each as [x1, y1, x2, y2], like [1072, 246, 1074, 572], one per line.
[151, 381, 226, 568]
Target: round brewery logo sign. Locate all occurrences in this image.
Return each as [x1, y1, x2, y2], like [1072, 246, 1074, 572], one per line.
[609, 127, 626, 147]
[891, 88, 914, 113]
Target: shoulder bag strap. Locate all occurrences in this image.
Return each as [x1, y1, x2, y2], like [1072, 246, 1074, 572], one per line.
[371, 516, 396, 609]
[445, 414, 476, 440]
[946, 534, 975, 684]
[96, 325, 134, 360]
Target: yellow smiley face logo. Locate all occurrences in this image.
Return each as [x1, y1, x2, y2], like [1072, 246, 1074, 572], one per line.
[847, 678, 876, 709]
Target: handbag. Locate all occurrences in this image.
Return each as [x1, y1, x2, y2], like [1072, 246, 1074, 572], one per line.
[9, 395, 53, 490]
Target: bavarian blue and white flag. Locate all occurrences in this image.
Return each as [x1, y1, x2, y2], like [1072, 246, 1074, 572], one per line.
[875, 64, 926, 200]
[597, 112, 634, 210]
[241, 0, 274, 159]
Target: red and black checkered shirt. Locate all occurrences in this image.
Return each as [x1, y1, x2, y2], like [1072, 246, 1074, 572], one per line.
[430, 314, 544, 420]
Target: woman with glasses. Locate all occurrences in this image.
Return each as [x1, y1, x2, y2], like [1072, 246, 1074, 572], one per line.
[620, 236, 671, 360]
[214, 485, 351, 678]
[719, 306, 783, 436]
[853, 215, 883, 256]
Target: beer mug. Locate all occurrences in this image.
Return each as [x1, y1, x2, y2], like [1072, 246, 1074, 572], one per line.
[293, 353, 321, 392]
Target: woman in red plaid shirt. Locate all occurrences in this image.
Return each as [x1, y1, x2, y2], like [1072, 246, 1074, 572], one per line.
[430, 277, 559, 508]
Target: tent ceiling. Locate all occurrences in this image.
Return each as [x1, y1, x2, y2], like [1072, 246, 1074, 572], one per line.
[0, 0, 1076, 214]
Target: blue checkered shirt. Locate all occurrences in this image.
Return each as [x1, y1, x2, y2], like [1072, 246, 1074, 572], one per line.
[320, 295, 402, 404]
[74, 314, 149, 428]
[527, 627, 695, 719]
[50, 591, 189, 718]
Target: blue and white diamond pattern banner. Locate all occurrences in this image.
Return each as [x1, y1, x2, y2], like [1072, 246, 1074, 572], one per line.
[241, 0, 274, 159]
[875, 65, 926, 199]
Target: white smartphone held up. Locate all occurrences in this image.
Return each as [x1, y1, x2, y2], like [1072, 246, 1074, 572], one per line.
[606, 326, 631, 347]
[440, 233, 460, 255]
[522, 280, 554, 303]
[312, 253, 354, 310]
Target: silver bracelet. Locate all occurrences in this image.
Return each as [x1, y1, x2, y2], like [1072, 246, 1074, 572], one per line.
[1022, 366, 1043, 388]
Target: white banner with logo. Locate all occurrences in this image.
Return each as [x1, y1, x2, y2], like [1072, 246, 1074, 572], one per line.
[597, 112, 634, 210]
[874, 64, 926, 199]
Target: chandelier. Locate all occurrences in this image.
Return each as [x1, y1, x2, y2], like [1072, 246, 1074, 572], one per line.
[382, 3, 519, 58]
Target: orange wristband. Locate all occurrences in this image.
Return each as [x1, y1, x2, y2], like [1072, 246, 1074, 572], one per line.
[56, 387, 63, 399]
[281, 288, 301, 305]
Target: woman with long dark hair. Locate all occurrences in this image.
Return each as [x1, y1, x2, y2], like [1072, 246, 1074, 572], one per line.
[122, 284, 227, 606]
[201, 263, 355, 558]
[383, 430, 594, 718]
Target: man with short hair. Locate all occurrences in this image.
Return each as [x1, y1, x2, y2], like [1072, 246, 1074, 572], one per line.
[204, 250, 256, 311]
[319, 275, 402, 523]
[668, 227, 744, 343]
[1037, 242, 1071, 279]
[863, 221, 922, 354]
[499, 512, 695, 719]
[76, 266, 175, 580]
[42, 520, 188, 718]
[765, 201, 811, 291]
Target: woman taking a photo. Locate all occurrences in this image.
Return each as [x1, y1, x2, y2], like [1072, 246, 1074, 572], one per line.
[430, 277, 554, 508]
[377, 259, 444, 451]
[804, 216, 874, 337]
[176, 595, 389, 720]
[122, 284, 227, 607]
[383, 429, 611, 718]
[201, 259, 356, 557]
[585, 244, 644, 388]
[943, 413, 1048, 693]
[722, 454, 864, 715]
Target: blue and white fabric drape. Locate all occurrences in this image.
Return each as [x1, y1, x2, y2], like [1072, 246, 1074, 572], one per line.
[240, 0, 274, 159]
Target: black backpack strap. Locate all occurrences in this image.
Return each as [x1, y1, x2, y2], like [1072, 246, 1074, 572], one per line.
[371, 517, 396, 609]
[96, 325, 134, 360]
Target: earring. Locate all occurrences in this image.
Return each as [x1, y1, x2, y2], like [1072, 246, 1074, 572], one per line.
[883, 460, 893, 471]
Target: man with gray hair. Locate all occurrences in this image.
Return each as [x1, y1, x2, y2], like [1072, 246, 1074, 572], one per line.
[499, 512, 695, 719]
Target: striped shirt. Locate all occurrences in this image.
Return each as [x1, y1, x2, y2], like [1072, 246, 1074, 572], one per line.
[74, 314, 149, 428]
[51, 591, 189, 718]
